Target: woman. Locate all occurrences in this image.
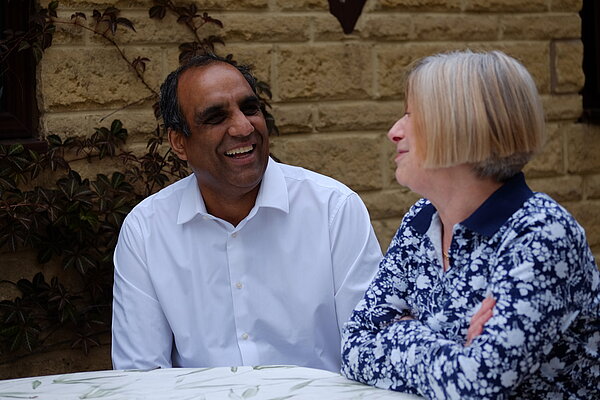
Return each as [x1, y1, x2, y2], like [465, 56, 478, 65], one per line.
[341, 50, 600, 399]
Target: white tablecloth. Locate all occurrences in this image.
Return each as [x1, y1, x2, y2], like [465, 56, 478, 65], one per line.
[0, 365, 423, 399]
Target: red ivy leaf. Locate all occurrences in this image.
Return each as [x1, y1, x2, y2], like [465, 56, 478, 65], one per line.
[202, 13, 223, 28]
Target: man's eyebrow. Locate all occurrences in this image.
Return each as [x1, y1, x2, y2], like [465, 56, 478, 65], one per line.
[240, 95, 260, 105]
[194, 104, 224, 124]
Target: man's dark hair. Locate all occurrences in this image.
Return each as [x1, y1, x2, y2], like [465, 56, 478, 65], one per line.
[159, 53, 258, 137]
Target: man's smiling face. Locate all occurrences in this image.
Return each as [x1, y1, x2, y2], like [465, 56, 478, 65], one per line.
[171, 62, 270, 200]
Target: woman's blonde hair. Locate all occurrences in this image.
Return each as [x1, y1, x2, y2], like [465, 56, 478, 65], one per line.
[406, 50, 545, 181]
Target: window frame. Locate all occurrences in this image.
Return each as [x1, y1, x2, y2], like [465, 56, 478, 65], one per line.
[581, 0, 600, 123]
[0, 0, 44, 149]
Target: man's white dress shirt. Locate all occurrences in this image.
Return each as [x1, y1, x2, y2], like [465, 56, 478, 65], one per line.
[112, 158, 382, 372]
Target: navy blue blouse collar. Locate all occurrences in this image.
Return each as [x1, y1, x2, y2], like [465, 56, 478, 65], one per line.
[410, 173, 534, 237]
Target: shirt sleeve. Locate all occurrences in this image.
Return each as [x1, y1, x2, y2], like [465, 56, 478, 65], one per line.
[329, 193, 383, 337]
[111, 213, 173, 370]
[341, 215, 597, 399]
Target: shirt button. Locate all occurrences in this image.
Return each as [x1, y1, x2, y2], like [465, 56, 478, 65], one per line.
[241, 333, 249, 340]
[235, 282, 243, 289]
[231, 232, 238, 238]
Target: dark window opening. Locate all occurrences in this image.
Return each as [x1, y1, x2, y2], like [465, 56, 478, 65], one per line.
[581, 0, 600, 123]
[0, 0, 42, 146]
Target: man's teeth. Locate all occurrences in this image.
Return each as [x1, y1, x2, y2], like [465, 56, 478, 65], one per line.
[226, 145, 253, 156]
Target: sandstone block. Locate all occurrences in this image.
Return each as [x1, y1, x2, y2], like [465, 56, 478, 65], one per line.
[191, 0, 269, 9]
[361, 188, 421, 219]
[383, 135, 400, 187]
[541, 94, 583, 121]
[359, 14, 412, 41]
[40, 46, 162, 111]
[220, 44, 273, 83]
[501, 14, 580, 40]
[42, 0, 267, 10]
[371, 0, 461, 11]
[271, 104, 314, 134]
[467, 42, 551, 94]
[412, 14, 499, 41]
[221, 14, 310, 42]
[163, 46, 185, 76]
[550, 0, 583, 12]
[95, 109, 158, 138]
[40, 0, 153, 9]
[552, 40, 584, 94]
[277, 44, 373, 101]
[562, 200, 600, 250]
[193, 0, 269, 9]
[525, 122, 565, 177]
[313, 14, 363, 41]
[584, 174, 600, 200]
[372, 217, 403, 251]
[50, 11, 87, 45]
[528, 175, 583, 202]
[270, 134, 383, 191]
[275, 0, 328, 10]
[465, 0, 547, 12]
[376, 42, 465, 99]
[160, 44, 271, 84]
[317, 101, 403, 132]
[42, 113, 93, 140]
[567, 123, 600, 173]
[88, 11, 193, 45]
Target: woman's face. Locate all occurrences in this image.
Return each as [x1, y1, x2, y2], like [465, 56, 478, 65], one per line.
[387, 101, 430, 193]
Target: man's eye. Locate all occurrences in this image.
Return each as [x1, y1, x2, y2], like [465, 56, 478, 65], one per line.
[242, 104, 260, 115]
[203, 115, 225, 125]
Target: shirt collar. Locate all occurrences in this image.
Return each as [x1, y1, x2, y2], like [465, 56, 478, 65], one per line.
[253, 157, 290, 214]
[177, 157, 289, 225]
[410, 172, 534, 237]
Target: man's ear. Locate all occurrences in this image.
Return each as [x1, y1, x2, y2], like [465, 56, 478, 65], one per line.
[168, 129, 188, 161]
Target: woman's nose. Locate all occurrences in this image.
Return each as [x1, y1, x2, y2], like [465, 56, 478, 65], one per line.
[387, 117, 404, 143]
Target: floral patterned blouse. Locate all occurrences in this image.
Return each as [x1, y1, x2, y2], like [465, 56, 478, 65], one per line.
[341, 173, 600, 399]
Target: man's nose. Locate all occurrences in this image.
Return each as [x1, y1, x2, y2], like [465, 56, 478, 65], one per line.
[387, 118, 404, 143]
[228, 111, 254, 137]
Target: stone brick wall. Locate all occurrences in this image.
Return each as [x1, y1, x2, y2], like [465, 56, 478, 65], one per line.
[2, 0, 597, 377]
[40, 0, 598, 253]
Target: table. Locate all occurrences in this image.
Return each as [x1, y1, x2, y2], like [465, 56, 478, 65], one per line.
[0, 365, 423, 399]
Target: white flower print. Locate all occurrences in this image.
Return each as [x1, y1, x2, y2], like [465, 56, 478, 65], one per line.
[541, 357, 566, 380]
[341, 183, 600, 399]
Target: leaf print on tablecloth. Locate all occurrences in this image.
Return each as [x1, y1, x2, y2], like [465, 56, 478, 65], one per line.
[242, 386, 259, 398]
[290, 380, 313, 390]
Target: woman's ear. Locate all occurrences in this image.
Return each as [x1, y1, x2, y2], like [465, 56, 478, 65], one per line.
[168, 129, 188, 161]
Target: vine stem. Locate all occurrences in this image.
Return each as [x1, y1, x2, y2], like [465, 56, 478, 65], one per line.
[165, 0, 204, 43]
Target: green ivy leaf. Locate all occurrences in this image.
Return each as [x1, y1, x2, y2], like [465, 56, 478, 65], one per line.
[149, 5, 167, 20]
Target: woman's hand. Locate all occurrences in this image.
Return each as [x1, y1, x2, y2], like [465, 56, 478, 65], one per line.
[466, 297, 496, 346]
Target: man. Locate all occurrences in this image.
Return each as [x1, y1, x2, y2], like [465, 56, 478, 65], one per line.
[111, 54, 382, 372]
